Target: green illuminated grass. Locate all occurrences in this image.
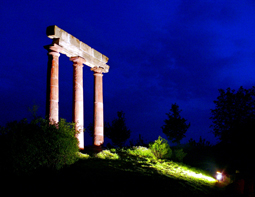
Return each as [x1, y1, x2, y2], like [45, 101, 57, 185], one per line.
[3, 147, 226, 197]
[74, 147, 224, 196]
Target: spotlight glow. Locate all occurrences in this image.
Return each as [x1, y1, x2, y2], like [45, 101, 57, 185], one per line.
[216, 171, 223, 181]
[186, 171, 216, 182]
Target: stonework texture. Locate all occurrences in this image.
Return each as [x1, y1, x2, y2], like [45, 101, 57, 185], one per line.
[45, 25, 109, 151]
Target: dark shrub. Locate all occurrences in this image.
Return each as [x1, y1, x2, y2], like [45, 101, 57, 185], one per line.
[0, 118, 79, 174]
[173, 148, 187, 162]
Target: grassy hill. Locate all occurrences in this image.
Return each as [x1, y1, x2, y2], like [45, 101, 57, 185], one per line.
[1, 146, 228, 197]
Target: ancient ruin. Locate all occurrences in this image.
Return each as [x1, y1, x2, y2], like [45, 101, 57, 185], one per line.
[45, 25, 109, 150]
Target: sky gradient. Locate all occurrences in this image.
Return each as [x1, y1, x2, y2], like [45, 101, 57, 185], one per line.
[1, 0, 255, 146]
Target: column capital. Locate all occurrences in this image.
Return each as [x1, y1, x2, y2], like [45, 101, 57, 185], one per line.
[91, 67, 104, 74]
[44, 43, 63, 57]
[70, 56, 86, 67]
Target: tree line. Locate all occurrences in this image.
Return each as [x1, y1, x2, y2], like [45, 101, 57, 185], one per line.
[88, 86, 255, 171]
[86, 104, 191, 147]
[1, 85, 254, 173]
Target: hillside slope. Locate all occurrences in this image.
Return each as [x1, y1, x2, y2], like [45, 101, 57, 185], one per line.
[1, 148, 227, 197]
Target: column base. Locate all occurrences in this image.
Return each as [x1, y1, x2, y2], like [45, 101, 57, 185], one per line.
[92, 145, 103, 153]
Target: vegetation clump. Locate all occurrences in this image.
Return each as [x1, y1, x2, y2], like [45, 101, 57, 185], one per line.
[149, 136, 172, 159]
[126, 146, 155, 159]
[95, 150, 119, 160]
[173, 148, 187, 162]
[0, 117, 80, 174]
[0, 129, 225, 196]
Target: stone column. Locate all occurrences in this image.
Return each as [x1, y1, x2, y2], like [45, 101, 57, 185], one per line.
[70, 57, 85, 150]
[44, 44, 62, 124]
[91, 67, 104, 152]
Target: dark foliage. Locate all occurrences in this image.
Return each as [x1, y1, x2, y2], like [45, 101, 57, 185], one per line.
[87, 122, 94, 138]
[0, 118, 79, 174]
[185, 137, 212, 167]
[87, 111, 131, 147]
[129, 134, 148, 147]
[189, 136, 211, 148]
[162, 103, 190, 144]
[172, 148, 187, 162]
[210, 86, 255, 145]
[105, 111, 131, 147]
[210, 86, 255, 171]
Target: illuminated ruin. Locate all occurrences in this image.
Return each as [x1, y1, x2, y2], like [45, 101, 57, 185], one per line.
[45, 25, 109, 150]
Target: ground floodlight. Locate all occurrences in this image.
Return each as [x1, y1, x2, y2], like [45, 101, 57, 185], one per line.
[216, 171, 223, 181]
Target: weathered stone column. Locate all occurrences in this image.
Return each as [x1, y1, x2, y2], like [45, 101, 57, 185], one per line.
[70, 57, 85, 150]
[46, 26, 109, 150]
[92, 67, 104, 152]
[44, 44, 62, 124]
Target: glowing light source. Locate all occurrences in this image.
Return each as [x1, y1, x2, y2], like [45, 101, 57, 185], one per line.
[216, 171, 223, 181]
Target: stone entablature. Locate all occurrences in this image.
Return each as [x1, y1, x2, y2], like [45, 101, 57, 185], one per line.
[46, 25, 109, 73]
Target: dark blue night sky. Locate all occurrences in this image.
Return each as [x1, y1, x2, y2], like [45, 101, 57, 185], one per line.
[1, 0, 255, 146]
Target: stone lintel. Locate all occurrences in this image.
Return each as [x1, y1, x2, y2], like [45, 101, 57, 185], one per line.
[47, 25, 109, 73]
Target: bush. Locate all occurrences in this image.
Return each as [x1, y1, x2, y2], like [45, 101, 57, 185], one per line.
[110, 148, 117, 153]
[0, 118, 80, 174]
[126, 146, 155, 159]
[41, 118, 80, 170]
[96, 150, 119, 160]
[173, 149, 187, 162]
[149, 136, 172, 159]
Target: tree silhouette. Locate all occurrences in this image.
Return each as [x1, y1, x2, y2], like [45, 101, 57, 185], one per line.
[106, 111, 131, 147]
[87, 111, 131, 147]
[129, 134, 147, 147]
[210, 86, 255, 170]
[210, 86, 255, 145]
[162, 103, 190, 144]
[188, 136, 211, 148]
